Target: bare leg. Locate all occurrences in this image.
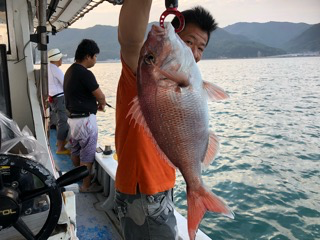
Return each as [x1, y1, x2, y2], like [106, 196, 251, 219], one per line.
[80, 162, 93, 189]
[57, 139, 67, 152]
[71, 155, 80, 167]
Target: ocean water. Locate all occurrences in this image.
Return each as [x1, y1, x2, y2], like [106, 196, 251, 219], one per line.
[61, 57, 320, 240]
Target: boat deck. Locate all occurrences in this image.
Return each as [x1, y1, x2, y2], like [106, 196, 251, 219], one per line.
[50, 129, 211, 240]
[50, 129, 122, 240]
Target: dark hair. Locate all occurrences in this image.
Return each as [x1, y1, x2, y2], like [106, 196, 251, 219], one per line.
[75, 39, 100, 61]
[172, 6, 217, 45]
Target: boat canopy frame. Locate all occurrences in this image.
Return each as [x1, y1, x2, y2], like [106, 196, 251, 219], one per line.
[41, 0, 106, 32]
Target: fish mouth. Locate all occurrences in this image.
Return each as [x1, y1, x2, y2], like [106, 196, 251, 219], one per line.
[150, 24, 166, 36]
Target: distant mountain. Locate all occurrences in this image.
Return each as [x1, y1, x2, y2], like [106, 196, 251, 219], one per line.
[49, 22, 288, 60]
[204, 28, 286, 59]
[282, 23, 320, 53]
[49, 25, 119, 61]
[224, 21, 311, 48]
[48, 22, 320, 60]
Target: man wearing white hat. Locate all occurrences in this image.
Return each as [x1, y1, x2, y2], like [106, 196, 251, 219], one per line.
[48, 48, 70, 154]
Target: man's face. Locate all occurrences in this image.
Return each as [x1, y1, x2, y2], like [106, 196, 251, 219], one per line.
[178, 23, 208, 63]
[87, 54, 97, 68]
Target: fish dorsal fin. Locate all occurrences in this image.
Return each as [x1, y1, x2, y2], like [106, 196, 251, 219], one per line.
[126, 97, 176, 169]
[153, 64, 190, 87]
[203, 81, 229, 101]
[202, 131, 219, 170]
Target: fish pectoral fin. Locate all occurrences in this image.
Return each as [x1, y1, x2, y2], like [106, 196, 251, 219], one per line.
[187, 186, 234, 240]
[203, 81, 229, 101]
[155, 65, 190, 87]
[202, 131, 219, 169]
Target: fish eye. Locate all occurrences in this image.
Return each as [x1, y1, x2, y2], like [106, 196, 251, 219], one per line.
[144, 54, 155, 65]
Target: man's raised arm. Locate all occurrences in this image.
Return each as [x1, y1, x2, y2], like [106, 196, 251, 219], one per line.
[118, 0, 152, 74]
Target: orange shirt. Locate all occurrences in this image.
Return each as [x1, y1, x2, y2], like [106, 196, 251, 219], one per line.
[115, 58, 176, 195]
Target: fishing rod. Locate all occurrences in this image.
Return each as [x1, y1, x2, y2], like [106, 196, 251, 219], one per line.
[106, 102, 115, 110]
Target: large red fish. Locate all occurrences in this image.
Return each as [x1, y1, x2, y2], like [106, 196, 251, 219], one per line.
[128, 23, 234, 239]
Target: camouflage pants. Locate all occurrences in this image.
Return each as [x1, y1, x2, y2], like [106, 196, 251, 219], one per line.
[114, 189, 178, 240]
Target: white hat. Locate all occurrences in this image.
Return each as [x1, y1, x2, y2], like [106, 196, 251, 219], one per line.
[48, 48, 62, 61]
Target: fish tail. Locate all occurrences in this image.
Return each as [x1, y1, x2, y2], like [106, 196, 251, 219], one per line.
[187, 186, 234, 240]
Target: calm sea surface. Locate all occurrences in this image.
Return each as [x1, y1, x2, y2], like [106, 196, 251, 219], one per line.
[62, 57, 320, 240]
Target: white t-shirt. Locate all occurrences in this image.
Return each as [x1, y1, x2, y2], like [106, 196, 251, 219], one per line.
[48, 62, 65, 96]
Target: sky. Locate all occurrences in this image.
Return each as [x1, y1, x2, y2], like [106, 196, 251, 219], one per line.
[70, 0, 320, 29]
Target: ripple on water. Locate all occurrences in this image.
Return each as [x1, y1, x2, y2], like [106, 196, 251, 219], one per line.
[297, 153, 320, 161]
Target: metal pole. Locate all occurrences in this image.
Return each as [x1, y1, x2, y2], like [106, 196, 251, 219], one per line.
[39, 0, 48, 108]
[37, 0, 50, 136]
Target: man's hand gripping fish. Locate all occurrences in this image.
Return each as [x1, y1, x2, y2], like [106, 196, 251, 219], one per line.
[127, 23, 234, 240]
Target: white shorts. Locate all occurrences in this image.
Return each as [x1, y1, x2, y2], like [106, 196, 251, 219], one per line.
[68, 114, 98, 163]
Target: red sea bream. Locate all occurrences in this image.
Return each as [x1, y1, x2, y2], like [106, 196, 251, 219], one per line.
[128, 23, 234, 239]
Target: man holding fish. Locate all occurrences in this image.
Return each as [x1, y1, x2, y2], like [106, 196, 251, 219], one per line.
[112, 0, 234, 239]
